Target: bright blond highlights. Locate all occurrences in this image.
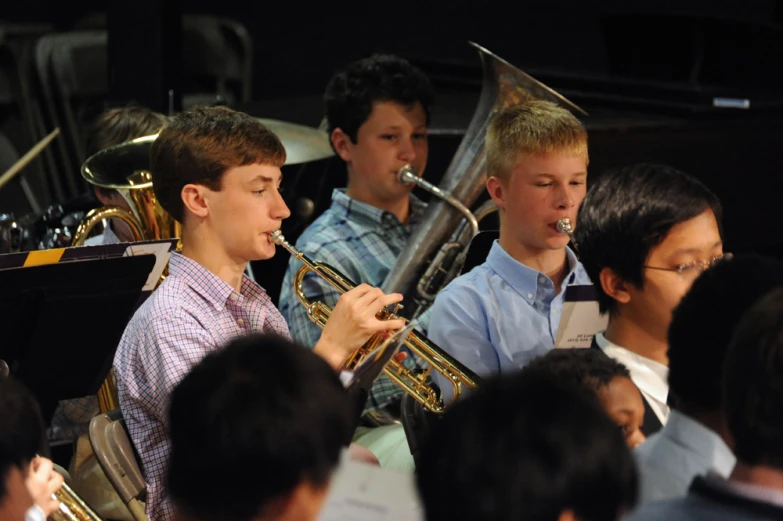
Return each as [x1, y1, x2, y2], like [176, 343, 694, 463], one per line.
[486, 100, 588, 182]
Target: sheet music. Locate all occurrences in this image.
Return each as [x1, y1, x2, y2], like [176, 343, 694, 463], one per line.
[122, 240, 178, 291]
[554, 284, 608, 348]
[316, 451, 424, 521]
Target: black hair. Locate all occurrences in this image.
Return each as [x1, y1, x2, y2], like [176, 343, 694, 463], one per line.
[167, 333, 354, 521]
[417, 371, 638, 521]
[324, 53, 434, 142]
[0, 376, 48, 502]
[668, 254, 783, 415]
[723, 287, 783, 469]
[574, 163, 722, 314]
[522, 348, 631, 396]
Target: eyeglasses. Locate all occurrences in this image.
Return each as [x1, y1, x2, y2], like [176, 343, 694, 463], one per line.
[643, 252, 733, 282]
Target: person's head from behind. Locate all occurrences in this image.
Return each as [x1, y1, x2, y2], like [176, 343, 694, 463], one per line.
[485, 101, 588, 256]
[168, 333, 355, 521]
[0, 376, 46, 520]
[523, 348, 646, 448]
[151, 106, 290, 261]
[723, 287, 783, 472]
[417, 372, 637, 521]
[574, 163, 723, 342]
[668, 254, 783, 440]
[325, 54, 434, 207]
[85, 105, 168, 209]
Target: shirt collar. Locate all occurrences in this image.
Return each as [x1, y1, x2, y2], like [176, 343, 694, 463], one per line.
[596, 331, 669, 405]
[330, 189, 426, 228]
[103, 223, 120, 244]
[662, 410, 736, 477]
[484, 240, 580, 304]
[167, 252, 266, 310]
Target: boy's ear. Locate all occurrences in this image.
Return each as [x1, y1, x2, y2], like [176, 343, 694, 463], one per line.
[331, 128, 352, 162]
[486, 176, 505, 210]
[181, 184, 209, 219]
[599, 267, 632, 306]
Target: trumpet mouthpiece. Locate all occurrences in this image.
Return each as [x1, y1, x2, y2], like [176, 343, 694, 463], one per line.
[269, 230, 285, 245]
[556, 218, 573, 235]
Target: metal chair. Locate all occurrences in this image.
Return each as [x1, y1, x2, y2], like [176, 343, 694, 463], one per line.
[88, 410, 149, 521]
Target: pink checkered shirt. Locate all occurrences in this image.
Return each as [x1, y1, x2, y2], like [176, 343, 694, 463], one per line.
[113, 253, 290, 521]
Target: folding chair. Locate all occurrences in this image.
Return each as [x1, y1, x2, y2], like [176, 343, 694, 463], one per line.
[89, 410, 149, 521]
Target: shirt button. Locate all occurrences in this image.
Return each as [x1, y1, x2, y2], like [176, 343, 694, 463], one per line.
[237, 318, 245, 326]
[527, 292, 533, 299]
[539, 276, 546, 284]
[230, 293, 238, 301]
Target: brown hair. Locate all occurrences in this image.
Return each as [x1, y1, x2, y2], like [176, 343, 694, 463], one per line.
[86, 106, 168, 197]
[486, 100, 588, 183]
[150, 106, 286, 223]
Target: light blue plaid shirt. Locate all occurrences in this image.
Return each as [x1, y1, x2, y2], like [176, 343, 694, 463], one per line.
[280, 189, 430, 417]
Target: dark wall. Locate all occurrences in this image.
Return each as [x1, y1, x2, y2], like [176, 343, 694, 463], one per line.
[4, 0, 779, 101]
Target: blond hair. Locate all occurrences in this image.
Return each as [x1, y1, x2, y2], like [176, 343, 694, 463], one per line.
[486, 100, 587, 182]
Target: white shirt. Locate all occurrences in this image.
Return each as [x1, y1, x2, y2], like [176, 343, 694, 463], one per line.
[634, 410, 736, 504]
[595, 331, 670, 424]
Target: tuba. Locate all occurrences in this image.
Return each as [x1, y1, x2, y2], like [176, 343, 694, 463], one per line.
[381, 42, 587, 318]
[71, 134, 181, 414]
[71, 134, 181, 248]
[270, 230, 482, 414]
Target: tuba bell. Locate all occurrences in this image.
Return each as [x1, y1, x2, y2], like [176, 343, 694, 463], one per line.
[381, 42, 587, 318]
[71, 134, 181, 248]
[270, 230, 482, 414]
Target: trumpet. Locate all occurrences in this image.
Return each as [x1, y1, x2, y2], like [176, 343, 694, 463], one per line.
[270, 230, 482, 414]
[49, 482, 103, 521]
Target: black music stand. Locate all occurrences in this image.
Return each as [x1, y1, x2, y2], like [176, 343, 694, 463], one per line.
[0, 253, 157, 424]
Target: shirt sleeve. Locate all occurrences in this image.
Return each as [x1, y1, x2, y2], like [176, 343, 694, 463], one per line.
[427, 281, 500, 405]
[137, 312, 215, 425]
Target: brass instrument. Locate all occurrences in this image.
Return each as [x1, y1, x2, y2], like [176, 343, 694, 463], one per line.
[71, 134, 181, 248]
[381, 41, 587, 318]
[269, 230, 482, 413]
[71, 134, 181, 414]
[556, 217, 579, 253]
[50, 482, 103, 521]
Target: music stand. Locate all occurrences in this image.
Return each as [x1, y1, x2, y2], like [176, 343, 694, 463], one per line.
[0, 244, 170, 424]
[342, 322, 419, 430]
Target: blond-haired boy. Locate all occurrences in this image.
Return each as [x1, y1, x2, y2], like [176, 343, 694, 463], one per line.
[428, 100, 591, 403]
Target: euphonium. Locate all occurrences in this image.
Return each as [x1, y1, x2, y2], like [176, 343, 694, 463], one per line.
[270, 230, 482, 414]
[381, 41, 587, 319]
[71, 134, 181, 414]
[50, 482, 103, 521]
[71, 134, 181, 248]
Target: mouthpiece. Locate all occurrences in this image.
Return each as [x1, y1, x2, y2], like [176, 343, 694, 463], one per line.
[397, 164, 418, 184]
[556, 218, 573, 236]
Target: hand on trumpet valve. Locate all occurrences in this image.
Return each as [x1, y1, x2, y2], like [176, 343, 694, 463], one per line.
[313, 283, 406, 370]
[25, 456, 64, 517]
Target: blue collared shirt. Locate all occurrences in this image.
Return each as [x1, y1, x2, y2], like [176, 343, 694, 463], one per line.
[280, 189, 429, 416]
[428, 240, 590, 403]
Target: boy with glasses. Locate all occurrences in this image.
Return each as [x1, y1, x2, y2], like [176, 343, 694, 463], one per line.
[574, 163, 724, 435]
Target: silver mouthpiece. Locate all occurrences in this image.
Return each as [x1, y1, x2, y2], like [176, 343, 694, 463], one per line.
[556, 218, 573, 236]
[397, 164, 418, 184]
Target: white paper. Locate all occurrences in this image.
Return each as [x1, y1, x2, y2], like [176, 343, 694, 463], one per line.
[554, 284, 608, 349]
[316, 451, 424, 521]
[122, 240, 177, 291]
